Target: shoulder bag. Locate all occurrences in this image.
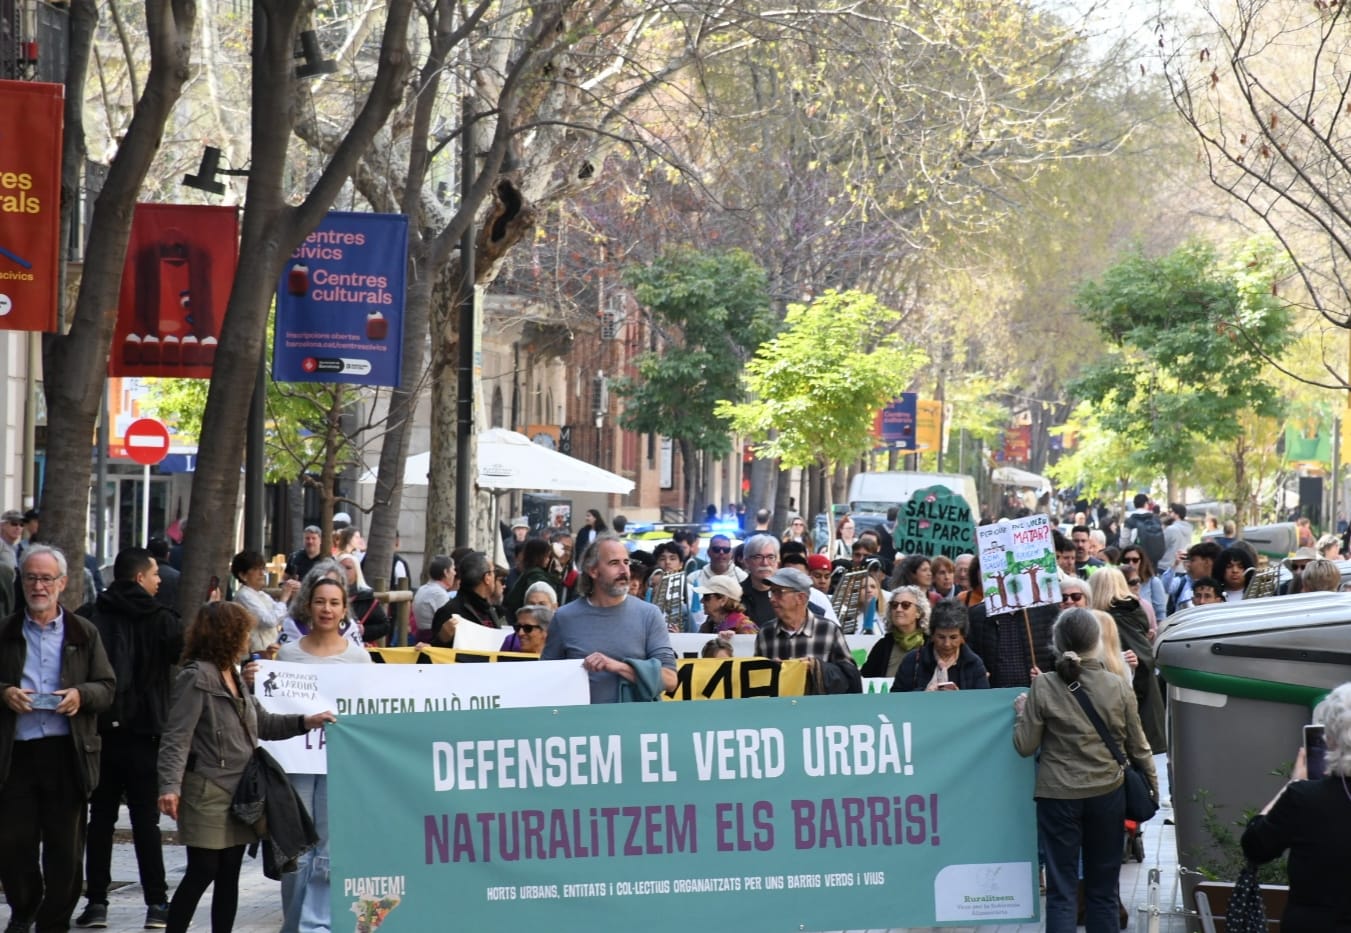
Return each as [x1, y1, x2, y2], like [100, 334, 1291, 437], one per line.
[1068, 680, 1159, 823]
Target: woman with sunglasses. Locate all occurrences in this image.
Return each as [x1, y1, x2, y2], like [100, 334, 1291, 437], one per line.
[510, 605, 552, 654]
[861, 585, 929, 678]
[1118, 544, 1166, 621]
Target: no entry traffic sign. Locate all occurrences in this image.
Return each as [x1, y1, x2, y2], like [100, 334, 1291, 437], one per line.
[124, 417, 171, 467]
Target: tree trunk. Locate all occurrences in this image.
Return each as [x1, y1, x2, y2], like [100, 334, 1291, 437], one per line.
[426, 264, 463, 558]
[747, 456, 776, 521]
[179, 0, 413, 616]
[43, 0, 196, 608]
[678, 439, 697, 522]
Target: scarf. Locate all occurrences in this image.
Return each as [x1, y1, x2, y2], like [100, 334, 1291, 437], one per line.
[891, 627, 925, 653]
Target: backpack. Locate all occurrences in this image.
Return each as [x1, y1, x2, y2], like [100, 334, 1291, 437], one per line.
[1165, 574, 1190, 615]
[1128, 511, 1167, 566]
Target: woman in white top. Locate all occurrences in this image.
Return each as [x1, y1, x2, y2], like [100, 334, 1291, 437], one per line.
[277, 560, 365, 648]
[229, 550, 299, 655]
[276, 576, 370, 933]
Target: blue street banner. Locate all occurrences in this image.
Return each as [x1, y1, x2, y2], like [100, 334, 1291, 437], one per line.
[873, 392, 918, 447]
[273, 212, 408, 386]
[328, 690, 1038, 931]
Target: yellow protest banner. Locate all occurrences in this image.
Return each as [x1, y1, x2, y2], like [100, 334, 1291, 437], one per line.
[664, 658, 811, 700]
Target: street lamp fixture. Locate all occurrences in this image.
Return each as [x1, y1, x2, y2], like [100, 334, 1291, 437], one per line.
[295, 30, 337, 78]
[181, 147, 250, 196]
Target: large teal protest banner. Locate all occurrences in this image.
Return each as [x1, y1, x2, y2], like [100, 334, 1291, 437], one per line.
[328, 690, 1037, 931]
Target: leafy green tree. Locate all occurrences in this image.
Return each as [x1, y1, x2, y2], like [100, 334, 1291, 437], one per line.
[611, 248, 776, 516]
[1069, 238, 1294, 501]
[715, 290, 926, 537]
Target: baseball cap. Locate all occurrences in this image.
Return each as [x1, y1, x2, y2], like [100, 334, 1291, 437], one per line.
[766, 567, 812, 592]
[511, 516, 530, 530]
[693, 575, 743, 601]
[332, 512, 352, 527]
[1, 509, 22, 524]
[805, 554, 832, 572]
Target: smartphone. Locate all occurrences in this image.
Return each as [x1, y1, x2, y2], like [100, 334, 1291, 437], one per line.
[30, 692, 62, 710]
[1305, 724, 1327, 781]
[207, 575, 220, 600]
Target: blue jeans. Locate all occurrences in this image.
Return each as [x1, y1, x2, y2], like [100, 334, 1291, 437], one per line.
[1037, 786, 1124, 933]
[281, 774, 329, 933]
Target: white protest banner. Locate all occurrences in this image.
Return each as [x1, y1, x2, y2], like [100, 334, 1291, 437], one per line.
[255, 659, 590, 773]
[976, 514, 1061, 615]
[449, 616, 510, 652]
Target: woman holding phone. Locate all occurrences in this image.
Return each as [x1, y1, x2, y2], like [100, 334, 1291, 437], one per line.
[1242, 683, 1351, 931]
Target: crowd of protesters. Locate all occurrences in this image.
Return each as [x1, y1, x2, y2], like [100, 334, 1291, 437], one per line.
[2, 492, 1346, 933]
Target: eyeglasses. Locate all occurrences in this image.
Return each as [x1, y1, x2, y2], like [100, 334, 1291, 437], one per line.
[1127, 579, 1142, 587]
[1122, 556, 1141, 564]
[891, 601, 916, 611]
[1062, 592, 1086, 604]
[513, 624, 541, 634]
[22, 573, 63, 587]
[747, 553, 777, 563]
[708, 546, 731, 554]
[767, 587, 800, 597]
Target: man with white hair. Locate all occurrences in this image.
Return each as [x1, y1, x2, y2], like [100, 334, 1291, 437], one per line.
[739, 534, 782, 627]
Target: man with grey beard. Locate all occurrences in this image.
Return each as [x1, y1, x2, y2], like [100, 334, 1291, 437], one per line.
[541, 535, 676, 703]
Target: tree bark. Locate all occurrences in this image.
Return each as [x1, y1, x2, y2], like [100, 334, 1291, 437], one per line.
[43, 0, 196, 608]
[179, 0, 413, 617]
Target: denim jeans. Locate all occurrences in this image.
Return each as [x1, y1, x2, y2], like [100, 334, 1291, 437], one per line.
[280, 774, 329, 933]
[1037, 786, 1124, 933]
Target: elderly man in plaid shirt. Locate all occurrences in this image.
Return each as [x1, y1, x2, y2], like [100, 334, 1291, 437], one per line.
[754, 568, 861, 694]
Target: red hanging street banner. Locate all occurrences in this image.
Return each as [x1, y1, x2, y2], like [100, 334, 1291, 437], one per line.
[0, 80, 64, 333]
[109, 203, 240, 378]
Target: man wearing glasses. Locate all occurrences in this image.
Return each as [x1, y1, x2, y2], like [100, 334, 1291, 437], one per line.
[739, 535, 782, 627]
[689, 535, 746, 590]
[0, 545, 115, 933]
[754, 568, 860, 694]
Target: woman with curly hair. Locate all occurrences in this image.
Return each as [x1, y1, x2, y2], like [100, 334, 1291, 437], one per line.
[861, 585, 929, 679]
[157, 603, 336, 933]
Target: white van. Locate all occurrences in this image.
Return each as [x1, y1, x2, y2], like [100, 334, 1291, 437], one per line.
[848, 471, 980, 517]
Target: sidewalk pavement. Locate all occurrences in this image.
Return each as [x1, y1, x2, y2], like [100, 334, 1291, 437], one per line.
[4, 761, 1191, 933]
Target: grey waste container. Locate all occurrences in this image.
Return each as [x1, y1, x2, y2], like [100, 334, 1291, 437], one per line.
[1156, 592, 1351, 922]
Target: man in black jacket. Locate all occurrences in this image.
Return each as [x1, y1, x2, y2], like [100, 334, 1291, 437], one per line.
[75, 548, 184, 930]
[430, 552, 503, 648]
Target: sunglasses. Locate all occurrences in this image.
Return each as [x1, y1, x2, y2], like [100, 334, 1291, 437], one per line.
[891, 601, 916, 610]
[708, 546, 731, 554]
[514, 624, 541, 634]
[1062, 592, 1086, 604]
[3, 520, 21, 526]
[1122, 556, 1141, 564]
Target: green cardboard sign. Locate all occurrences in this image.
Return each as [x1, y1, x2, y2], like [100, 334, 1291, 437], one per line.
[893, 484, 977, 559]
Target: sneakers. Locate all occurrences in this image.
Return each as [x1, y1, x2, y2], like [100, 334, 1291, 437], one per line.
[74, 904, 108, 928]
[145, 904, 170, 929]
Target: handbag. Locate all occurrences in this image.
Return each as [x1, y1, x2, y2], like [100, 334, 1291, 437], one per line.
[1225, 862, 1268, 933]
[226, 680, 271, 833]
[1068, 680, 1159, 823]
